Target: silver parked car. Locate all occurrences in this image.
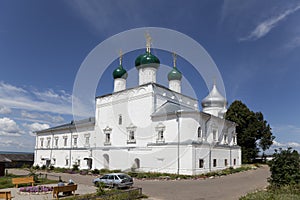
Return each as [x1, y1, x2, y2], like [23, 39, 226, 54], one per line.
[92, 173, 133, 188]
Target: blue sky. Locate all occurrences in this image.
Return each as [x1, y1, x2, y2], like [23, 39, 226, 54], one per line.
[0, 0, 300, 152]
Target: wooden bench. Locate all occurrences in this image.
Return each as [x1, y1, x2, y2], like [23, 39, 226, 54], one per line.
[53, 184, 77, 199]
[0, 191, 12, 200]
[11, 176, 34, 188]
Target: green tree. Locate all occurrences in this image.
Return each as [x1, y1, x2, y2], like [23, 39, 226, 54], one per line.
[226, 100, 274, 163]
[268, 148, 300, 187]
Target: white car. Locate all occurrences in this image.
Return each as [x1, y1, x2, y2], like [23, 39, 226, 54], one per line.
[92, 173, 133, 188]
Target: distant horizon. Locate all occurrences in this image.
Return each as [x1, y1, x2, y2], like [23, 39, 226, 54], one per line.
[0, 151, 34, 154]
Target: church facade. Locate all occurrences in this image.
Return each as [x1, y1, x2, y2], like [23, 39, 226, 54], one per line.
[34, 44, 241, 175]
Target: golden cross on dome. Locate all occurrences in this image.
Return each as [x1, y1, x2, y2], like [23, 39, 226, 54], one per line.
[119, 49, 123, 65]
[172, 52, 177, 68]
[145, 32, 152, 53]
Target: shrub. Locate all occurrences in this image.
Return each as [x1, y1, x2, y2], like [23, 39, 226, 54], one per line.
[92, 168, 100, 174]
[72, 164, 79, 171]
[268, 148, 300, 187]
[41, 165, 46, 170]
[49, 165, 54, 170]
[33, 165, 40, 170]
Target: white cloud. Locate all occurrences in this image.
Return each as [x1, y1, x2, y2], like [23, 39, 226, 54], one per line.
[21, 111, 65, 124]
[23, 122, 50, 136]
[0, 117, 24, 136]
[0, 106, 12, 114]
[0, 82, 77, 116]
[272, 140, 300, 148]
[0, 139, 23, 147]
[0, 82, 27, 94]
[240, 5, 300, 41]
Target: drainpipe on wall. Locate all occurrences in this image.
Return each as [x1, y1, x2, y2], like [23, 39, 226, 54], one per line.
[204, 115, 212, 172]
[50, 131, 53, 167]
[69, 126, 73, 169]
[175, 110, 182, 175]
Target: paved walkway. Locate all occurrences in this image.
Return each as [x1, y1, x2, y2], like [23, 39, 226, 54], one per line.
[5, 166, 270, 200]
[135, 165, 270, 200]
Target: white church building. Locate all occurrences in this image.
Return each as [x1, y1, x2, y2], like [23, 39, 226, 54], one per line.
[34, 42, 241, 175]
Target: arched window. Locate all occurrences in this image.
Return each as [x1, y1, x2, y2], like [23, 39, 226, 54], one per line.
[197, 127, 202, 138]
[118, 115, 122, 125]
[134, 158, 140, 169]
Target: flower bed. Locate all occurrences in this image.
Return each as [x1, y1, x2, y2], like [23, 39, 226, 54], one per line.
[19, 186, 53, 195]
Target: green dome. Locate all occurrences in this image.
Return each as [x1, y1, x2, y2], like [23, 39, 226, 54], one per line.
[168, 66, 182, 81]
[135, 52, 160, 69]
[113, 65, 128, 79]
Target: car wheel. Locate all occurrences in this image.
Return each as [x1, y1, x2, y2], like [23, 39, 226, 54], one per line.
[113, 184, 118, 189]
[95, 181, 99, 187]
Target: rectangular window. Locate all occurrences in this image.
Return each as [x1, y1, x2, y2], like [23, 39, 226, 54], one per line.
[40, 138, 44, 147]
[233, 135, 236, 144]
[225, 159, 228, 166]
[157, 130, 165, 142]
[127, 130, 136, 144]
[213, 130, 217, 141]
[129, 130, 135, 140]
[47, 138, 51, 148]
[118, 115, 122, 125]
[105, 133, 110, 144]
[198, 127, 202, 138]
[234, 159, 236, 165]
[73, 137, 77, 146]
[224, 135, 227, 144]
[213, 159, 217, 167]
[64, 137, 68, 146]
[55, 137, 58, 147]
[65, 159, 69, 166]
[199, 159, 204, 168]
[85, 136, 89, 145]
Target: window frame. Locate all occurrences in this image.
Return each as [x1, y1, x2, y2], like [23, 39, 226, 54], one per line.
[155, 123, 166, 143]
[199, 159, 204, 168]
[126, 124, 137, 144]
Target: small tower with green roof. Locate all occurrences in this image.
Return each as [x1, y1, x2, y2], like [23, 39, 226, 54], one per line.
[135, 33, 160, 85]
[168, 52, 182, 93]
[113, 50, 128, 92]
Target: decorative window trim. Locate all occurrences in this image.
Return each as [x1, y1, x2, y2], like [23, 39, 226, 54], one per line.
[197, 126, 203, 141]
[84, 133, 90, 147]
[232, 132, 237, 145]
[155, 123, 166, 143]
[46, 137, 51, 148]
[73, 135, 78, 148]
[63, 136, 68, 147]
[103, 126, 112, 145]
[54, 137, 59, 148]
[40, 138, 44, 148]
[223, 134, 228, 145]
[127, 123, 137, 144]
[212, 128, 218, 142]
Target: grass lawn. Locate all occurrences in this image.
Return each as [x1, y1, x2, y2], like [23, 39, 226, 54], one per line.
[0, 174, 57, 189]
[240, 185, 300, 200]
